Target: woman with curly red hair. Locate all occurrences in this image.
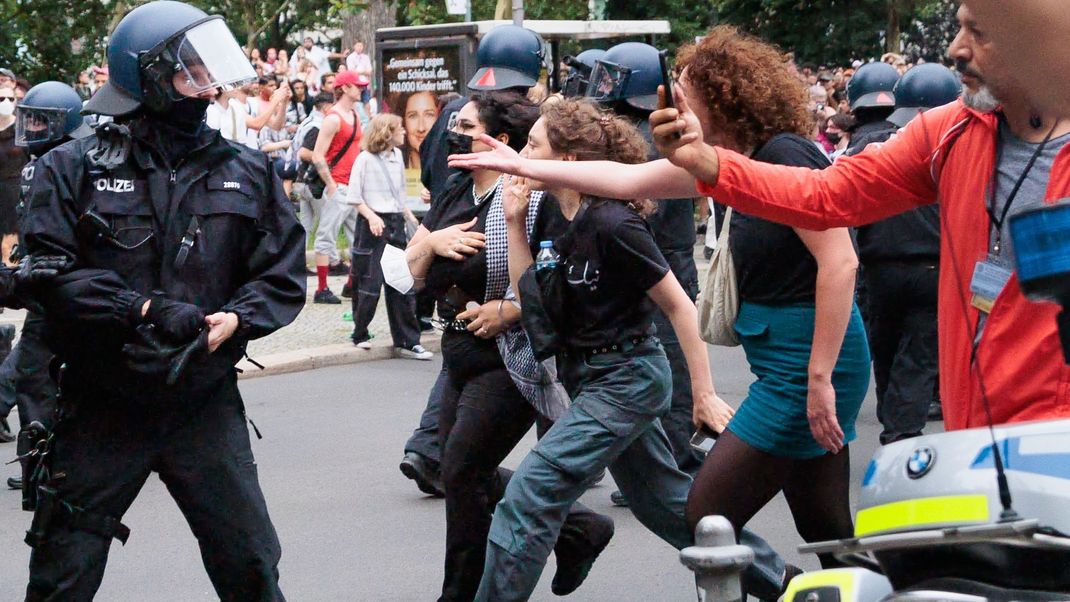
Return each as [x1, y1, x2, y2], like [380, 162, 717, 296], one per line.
[452, 26, 869, 581]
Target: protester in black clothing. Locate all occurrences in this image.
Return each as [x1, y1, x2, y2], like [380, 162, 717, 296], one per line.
[466, 99, 737, 601]
[852, 63, 959, 443]
[400, 23, 546, 497]
[18, 4, 305, 598]
[405, 92, 611, 602]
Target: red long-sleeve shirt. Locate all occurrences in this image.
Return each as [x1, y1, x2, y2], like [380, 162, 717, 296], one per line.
[698, 100, 1070, 431]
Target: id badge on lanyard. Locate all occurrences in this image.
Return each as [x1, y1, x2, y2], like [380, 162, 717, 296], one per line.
[970, 254, 1012, 314]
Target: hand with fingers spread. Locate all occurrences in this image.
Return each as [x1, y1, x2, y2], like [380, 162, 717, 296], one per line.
[650, 84, 708, 173]
[457, 300, 507, 339]
[807, 378, 844, 454]
[427, 217, 486, 261]
[448, 134, 525, 175]
[693, 389, 735, 434]
[502, 176, 531, 225]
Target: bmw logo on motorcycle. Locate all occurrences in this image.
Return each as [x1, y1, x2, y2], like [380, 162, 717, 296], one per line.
[906, 446, 936, 479]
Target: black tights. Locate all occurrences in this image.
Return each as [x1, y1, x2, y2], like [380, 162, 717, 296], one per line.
[685, 430, 854, 569]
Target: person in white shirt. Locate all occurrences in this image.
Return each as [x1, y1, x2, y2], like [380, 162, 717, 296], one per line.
[296, 36, 342, 79]
[205, 85, 288, 149]
[345, 40, 374, 114]
[344, 113, 423, 356]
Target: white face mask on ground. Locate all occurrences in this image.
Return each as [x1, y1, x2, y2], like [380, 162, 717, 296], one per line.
[0, 99, 14, 117]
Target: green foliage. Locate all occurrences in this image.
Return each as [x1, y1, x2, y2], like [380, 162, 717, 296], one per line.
[0, 0, 114, 85]
[713, 0, 956, 66]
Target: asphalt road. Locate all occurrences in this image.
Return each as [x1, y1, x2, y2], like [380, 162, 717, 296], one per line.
[0, 345, 906, 601]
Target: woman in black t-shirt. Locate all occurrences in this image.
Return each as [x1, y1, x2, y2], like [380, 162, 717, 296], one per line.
[451, 28, 869, 590]
[404, 92, 611, 602]
[472, 100, 736, 601]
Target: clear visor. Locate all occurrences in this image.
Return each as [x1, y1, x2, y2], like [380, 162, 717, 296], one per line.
[562, 70, 592, 98]
[153, 18, 256, 98]
[15, 107, 67, 147]
[586, 60, 631, 102]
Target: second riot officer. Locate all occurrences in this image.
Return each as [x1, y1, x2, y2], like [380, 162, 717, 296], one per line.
[18, 1, 306, 600]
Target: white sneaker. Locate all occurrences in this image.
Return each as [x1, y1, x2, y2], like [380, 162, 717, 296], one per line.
[356, 340, 373, 350]
[397, 344, 433, 360]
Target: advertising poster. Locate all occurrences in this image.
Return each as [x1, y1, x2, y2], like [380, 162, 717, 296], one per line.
[380, 44, 464, 208]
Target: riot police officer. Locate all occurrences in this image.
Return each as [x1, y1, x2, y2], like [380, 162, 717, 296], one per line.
[402, 24, 546, 496]
[18, 2, 305, 599]
[852, 63, 960, 443]
[2, 81, 90, 493]
[844, 61, 900, 153]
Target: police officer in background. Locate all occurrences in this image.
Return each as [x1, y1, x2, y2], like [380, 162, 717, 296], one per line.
[2, 81, 91, 493]
[844, 61, 900, 153]
[401, 24, 545, 496]
[560, 48, 606, 98]
[19, 2, 305, 599]
[851, 63, 960, 444]
[586, 42, 704, 493]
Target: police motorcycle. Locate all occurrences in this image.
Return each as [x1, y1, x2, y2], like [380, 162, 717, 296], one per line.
[781, 203, 1070, 602]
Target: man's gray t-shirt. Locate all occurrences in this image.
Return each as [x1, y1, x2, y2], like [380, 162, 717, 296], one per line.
[990, 119, 1070, 265]
[976, 120, 1070, 337]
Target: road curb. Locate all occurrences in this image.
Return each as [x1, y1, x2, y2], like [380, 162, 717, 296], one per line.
[237, 332, 442, 379]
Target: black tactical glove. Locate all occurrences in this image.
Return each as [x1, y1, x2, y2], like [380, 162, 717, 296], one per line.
[122, 324, 207, 386]
[143, 297, 206, 344]
[0, 255, 73, 311]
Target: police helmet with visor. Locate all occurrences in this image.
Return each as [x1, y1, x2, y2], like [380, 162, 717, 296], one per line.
[586, 42, 664, 111]
[468, 25, 546, 91]
[15, 81, 94, 153]
[888, 63, 961, 128]
[83, 0, 255, 116]
[561, 48, 606, 98]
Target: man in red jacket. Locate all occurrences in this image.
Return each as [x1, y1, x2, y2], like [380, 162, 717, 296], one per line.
[651, 4, 1070, 431]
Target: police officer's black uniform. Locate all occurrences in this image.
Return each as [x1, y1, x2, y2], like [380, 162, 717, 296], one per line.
[17, 3, 305, 600]
[848, 62, 959, 444]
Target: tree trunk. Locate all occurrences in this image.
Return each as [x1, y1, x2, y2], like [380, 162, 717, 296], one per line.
[342, 0, 398, 63]
[885, 0, 912, 53]
[495, 0, 510, 20]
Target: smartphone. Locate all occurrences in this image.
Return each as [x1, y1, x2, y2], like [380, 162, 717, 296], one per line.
[689, 424, 718, 454]
[658, 49, 675, 109]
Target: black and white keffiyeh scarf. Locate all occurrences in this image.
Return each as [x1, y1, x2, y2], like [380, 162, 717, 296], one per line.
[483, 181, 569, 421]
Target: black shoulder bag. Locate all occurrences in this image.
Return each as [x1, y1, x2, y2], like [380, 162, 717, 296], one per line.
[302, 111, 358, 198]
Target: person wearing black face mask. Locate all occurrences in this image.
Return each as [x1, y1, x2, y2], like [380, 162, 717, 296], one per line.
[17, 2, 305, 598]
[406, 92, 614, 601]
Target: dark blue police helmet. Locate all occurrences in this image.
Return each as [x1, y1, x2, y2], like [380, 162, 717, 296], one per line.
[469, 25, 546, 91]
[15, 81, 94, 153]
[587, 42, 663, 112]
[847, 61, 900, 111]
[888, 63, 961, 128]
[84, 0, 255, 117]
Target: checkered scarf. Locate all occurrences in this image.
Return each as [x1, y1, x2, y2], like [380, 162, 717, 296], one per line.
[484, 182, 568, 421]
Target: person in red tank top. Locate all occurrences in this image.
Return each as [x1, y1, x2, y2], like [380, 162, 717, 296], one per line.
[310, 71, 366, 303]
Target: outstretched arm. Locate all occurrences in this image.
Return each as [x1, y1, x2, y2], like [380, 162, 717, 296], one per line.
[449, 135, 698, 200]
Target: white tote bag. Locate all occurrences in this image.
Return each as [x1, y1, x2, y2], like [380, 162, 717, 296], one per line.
[697, 206, 741, 346]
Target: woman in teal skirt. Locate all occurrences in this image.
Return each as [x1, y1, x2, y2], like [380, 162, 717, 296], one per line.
[676, 30, 870, 571]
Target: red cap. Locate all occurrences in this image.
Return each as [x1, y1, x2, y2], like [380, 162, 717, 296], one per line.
[335, 71, 370, 88]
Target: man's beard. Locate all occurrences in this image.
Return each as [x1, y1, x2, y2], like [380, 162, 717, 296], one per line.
[963, 84, 1000, 112]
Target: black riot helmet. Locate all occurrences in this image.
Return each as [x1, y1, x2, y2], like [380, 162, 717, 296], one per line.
[468, 25, 546, 91]
[888, 63, 962, 128]
[83, 0, 256, 117]
[16, 81, 94, 155]
[847, 61, 899, 112]
[562, 48, 606, 98]
[586, 42, 663, 112]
